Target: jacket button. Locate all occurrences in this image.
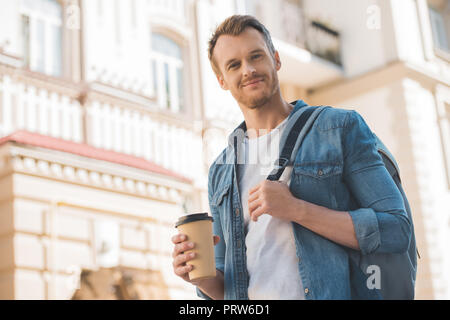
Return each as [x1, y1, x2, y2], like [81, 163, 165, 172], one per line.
[304, 288, 309, 294]
[318, 169, 323, 176]
[235, 208, 240, 216]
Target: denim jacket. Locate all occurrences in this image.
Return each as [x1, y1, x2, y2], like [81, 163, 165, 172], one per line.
[197, 100, 412, 300]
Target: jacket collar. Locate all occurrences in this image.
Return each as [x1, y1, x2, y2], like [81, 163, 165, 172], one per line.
[226, 99, 309, 148]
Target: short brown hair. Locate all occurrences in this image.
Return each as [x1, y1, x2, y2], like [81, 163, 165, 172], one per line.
[208, 15, 276, 75]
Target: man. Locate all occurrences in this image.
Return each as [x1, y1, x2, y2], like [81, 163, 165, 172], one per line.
[171, 15, 412, 300]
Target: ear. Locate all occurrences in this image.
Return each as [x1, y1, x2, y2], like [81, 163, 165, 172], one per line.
[274, 51, 281, 71]
[216, 74, 229, 90]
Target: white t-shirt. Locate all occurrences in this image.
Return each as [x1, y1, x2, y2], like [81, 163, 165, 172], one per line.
[237, 117, 305, 300]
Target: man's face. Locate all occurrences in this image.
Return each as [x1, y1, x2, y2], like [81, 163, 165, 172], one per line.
[213, 27, 281, 109]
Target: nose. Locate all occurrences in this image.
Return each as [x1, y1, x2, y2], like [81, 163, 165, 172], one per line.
[242, 60, 256, 78]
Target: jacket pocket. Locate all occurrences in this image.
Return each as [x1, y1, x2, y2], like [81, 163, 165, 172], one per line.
[291, 162, 342, 208]
[293, 162, 342, 179]
[211, 184, 231, 239]
[212, 183, 231, 207]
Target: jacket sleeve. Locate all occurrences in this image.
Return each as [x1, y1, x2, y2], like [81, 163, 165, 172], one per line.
[343, 110, 412, 255]
[196, 165, 226, 299]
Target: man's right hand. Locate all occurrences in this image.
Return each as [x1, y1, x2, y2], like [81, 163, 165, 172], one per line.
[171, 233, 220, 284]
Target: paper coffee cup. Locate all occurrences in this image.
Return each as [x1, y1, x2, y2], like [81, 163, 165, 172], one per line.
[175, 213, 216, 281]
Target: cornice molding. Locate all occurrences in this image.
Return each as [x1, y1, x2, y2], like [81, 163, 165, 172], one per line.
[308, 60, 450, 105]
[0, 143, 192, 204]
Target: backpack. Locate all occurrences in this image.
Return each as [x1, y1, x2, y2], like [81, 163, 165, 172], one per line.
[267, 102, 418, 300]
[352, 133, 418, 299]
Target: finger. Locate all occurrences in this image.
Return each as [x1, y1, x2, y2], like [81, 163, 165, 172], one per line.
[176, 241, 194, 254]
[174, 264, 193, 277]
[172, 241, 194, 258]
[248, 197, 262, 215]
[248, 189, 260, 203]
[173, 252, 196, 268]
[251, 205, 267, 222]
[171, 233, 187, 244]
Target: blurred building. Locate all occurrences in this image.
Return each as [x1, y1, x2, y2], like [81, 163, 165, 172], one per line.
[0, 0, 448, 300]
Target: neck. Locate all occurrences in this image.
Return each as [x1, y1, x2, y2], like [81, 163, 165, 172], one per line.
[240, 93, 293, 139]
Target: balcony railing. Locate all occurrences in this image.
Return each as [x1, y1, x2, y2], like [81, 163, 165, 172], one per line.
[0, 63, 202, 181]
[84, 96, 201, 180]
[246, 0, 342, 66]
[0, 72, 83, 143]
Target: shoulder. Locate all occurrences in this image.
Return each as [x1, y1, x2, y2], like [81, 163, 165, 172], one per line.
[314, 106, 363, 131]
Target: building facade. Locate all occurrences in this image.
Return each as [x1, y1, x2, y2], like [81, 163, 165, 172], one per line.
[0, 0, 448, 299]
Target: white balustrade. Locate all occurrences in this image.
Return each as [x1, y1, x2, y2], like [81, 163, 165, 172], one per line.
[37, 89, 48, 135]
[162, 122, 170, 169]
[168, 124, 175, 171]
[131, 111, 141, 157]
[142, 115, 152, 161]
[72, 103, 82, 143]
[62, 96, 71, 140]
[193, 132, 202, 180]
[123, 109, 132, 155]
[187, 130, 193, 178]
[88, 101, 101, 148]
[84, 100, 200, 180]
[153, 121, 161, 166]
[0, 75, 199, 181]
[0, 76, 83, 142]
[16, 82, 26, 130]
[103, 104, 112, 150]
[26, 86, 37, 132]
[50, 91, 59, 137]
[181, 128, 189, 176]
[112, 106, 122, 153]
[1, 75, 13, 135]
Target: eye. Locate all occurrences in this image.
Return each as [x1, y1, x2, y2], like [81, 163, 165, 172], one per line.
[251, 54, 262, 60]
[229, 62, 240, 70]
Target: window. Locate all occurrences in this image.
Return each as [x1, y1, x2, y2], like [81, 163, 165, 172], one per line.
[428, 2, 450, 53]
[51, 24, 62, 75]
[20, 0, 63, 77]
[35, 19, 46, 73]
[150, 33, 184, 113]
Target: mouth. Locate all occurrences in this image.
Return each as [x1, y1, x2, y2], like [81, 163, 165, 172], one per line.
[242, 78, 264, 88]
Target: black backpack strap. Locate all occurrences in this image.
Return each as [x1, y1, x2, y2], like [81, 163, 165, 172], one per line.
[267, 107, 318, 181]
[379, 149, 420, 259]
[378, 150, 401, 185]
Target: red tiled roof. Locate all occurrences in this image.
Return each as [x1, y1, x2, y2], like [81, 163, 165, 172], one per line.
[0, 130, 192, 183]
